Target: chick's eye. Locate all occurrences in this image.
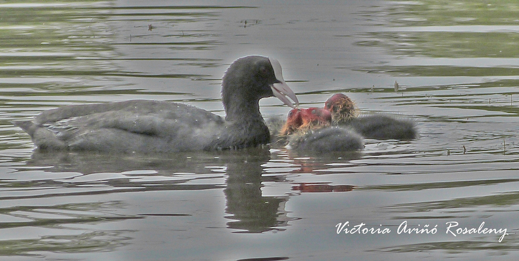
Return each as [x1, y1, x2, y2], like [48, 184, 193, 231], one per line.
[311, 109, 317, 114]
[288, 109, 299, 117]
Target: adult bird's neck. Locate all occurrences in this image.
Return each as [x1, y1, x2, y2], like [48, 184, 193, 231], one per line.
[221, 78, 265, 122]
[224, 97, 263, 122]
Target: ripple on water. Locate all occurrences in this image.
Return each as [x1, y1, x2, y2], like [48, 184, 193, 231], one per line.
[1, 0, 519, 260]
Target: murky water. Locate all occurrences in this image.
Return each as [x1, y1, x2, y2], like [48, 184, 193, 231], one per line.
[1, 0, 519, 260]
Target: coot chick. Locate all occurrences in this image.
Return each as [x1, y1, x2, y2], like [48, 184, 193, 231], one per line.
[324, 93, 358, 122]
[287, 127, 364, 152]
[324, 93, 417, 140]
[268, 107, 331, 147]
[277, 107, 364, 152]
[279, 107, 331, 136]
[346, 115, 416, 140]
[15, 56, 299, 153]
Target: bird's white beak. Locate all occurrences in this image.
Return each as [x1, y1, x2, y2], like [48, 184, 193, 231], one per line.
[269, 58, 299, 108]
[271, 81, 298, 108]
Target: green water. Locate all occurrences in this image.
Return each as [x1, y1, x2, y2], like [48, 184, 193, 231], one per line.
[1, 0, 519, 260]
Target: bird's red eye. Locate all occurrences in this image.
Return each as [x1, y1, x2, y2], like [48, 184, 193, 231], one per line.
[259, 66, 268, 75]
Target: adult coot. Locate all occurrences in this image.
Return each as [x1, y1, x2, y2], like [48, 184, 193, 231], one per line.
[324, 93, 417, 140]
[15, 56, 299, 153]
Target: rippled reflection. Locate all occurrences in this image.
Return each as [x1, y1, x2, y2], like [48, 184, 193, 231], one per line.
[2, 0, 519, 260]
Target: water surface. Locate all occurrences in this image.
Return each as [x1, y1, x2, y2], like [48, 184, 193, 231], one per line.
[1, 0, 519, 260]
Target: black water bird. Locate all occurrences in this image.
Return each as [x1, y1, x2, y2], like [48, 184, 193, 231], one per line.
[15, 56, 298, 153]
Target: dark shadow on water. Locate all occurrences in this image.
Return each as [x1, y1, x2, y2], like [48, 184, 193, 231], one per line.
[19, 147, 297, 234]
[224, 150, 291, 233]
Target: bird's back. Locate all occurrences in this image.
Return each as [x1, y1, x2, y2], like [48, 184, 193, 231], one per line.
[15, 100, 226, 153]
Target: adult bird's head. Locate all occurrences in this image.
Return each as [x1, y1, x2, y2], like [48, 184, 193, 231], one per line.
[222, 56, 299, 120]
